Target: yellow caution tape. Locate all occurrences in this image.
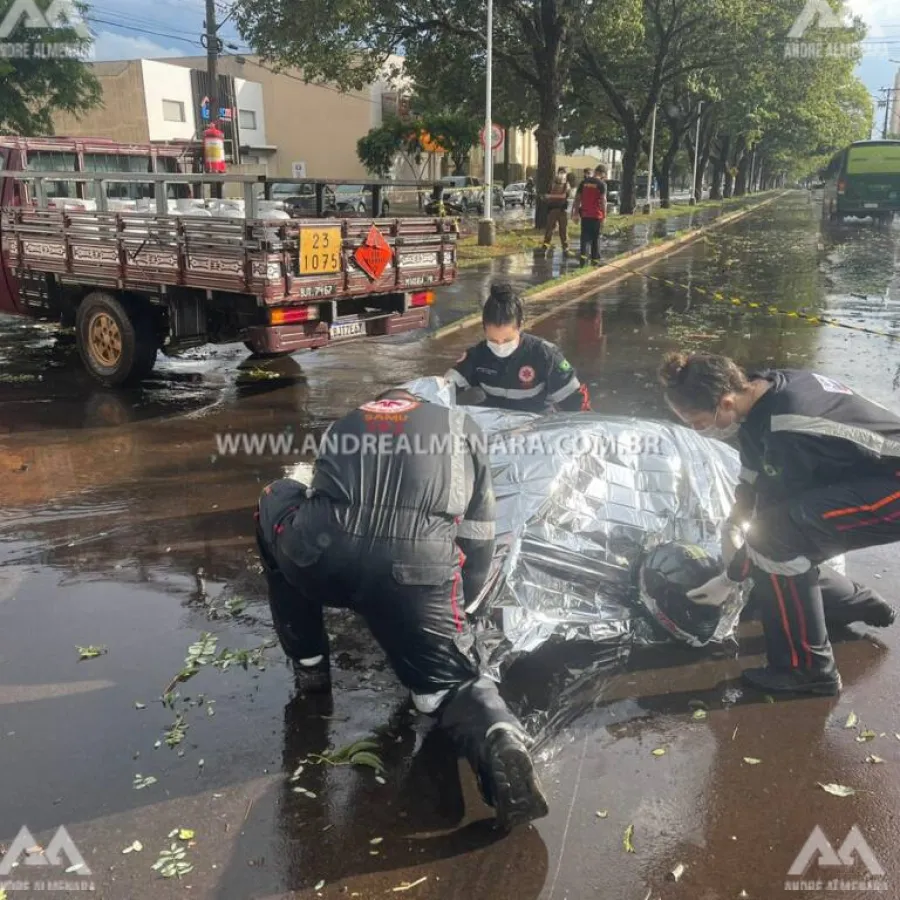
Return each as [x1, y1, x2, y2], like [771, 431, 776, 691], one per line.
[602, 260, 900, 341]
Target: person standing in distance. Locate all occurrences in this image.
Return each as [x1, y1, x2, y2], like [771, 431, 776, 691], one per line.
[445, 283, 591, 413]
[541, 166, 573, 258]
[573, 165, 607, 266]
[658, 352, 897, 696]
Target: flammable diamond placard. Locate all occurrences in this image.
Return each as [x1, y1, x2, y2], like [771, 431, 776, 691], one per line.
[353, 225, 393, 280]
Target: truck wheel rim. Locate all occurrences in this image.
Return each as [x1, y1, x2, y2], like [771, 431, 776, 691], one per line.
[88, 312, 123, 366]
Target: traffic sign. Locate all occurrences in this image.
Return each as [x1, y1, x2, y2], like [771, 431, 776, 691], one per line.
[480, 124, 505, 151]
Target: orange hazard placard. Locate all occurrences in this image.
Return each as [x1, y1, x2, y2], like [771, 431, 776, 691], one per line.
[353, 225, 393, 280]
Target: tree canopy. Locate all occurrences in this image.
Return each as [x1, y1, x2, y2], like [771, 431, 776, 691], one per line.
[235, 0, 874, 215]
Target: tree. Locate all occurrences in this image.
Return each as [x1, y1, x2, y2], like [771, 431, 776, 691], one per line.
[234, 0, 594, 226]
[0, 0, 100, 134]
[422, 111, 480, 174]
[357, 117, 429, 181]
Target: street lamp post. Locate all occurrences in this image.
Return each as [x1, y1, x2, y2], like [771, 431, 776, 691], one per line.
[690, 100, 703, 206]
[478, 0, 496, 246]
[643, 104, 657, 214]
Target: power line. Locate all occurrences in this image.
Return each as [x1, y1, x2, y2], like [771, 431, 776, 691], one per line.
[86, 16, 205, 47]
[223, 55, 386, 107]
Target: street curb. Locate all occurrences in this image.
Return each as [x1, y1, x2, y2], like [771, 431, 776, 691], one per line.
[432, 191, 788, 341]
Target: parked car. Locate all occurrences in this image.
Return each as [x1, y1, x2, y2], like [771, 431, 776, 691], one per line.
[269, 183, 391, 217]
[270, 182, 317, 217]
[476, 184, 507, 214]
[327, 184, 392, 216]
[503, 182, 528, 206]
[440, 175, 482, 212]
[605, 178, 621, 208]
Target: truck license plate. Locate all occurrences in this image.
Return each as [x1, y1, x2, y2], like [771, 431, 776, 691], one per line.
[864, 203, 878, 209]
[299, 227, 342, 275]
[331, 320, 367, 340]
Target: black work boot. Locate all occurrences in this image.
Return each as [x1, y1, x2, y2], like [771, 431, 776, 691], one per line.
[291, 657, 332, 695]
[484, 727, 549, 831]
[742, 666, 842, 697]
[859, 598, 896, 628]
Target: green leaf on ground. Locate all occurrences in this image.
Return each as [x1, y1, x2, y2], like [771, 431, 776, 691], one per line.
[845, 711, 858, 729]
[133, 774, 157, 790]
[151, 842, 193, 878]
[866, 755, 884, 764]
[818, 782, 856, 797]
[856, 730, 877, 743]
[350, 751, 385, 772]
[652, 748, 667, 757]
[77, 645, 107, 660]
[164, 715, 189, 748]
[122, 841, 143, 854]
[743, 758, 762, 765]
[623, 824, 635, 853]
[596, 810, 608, 818]
[692, 709, 708, 721]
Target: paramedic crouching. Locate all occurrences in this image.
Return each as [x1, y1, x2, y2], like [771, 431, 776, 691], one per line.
[445, 282, 591, 413]
[255, 387, 549, 830]
[659, 353, 897, 696]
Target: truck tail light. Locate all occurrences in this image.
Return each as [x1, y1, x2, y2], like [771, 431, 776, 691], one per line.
[410, 291, 434, 308]
[837, 179, 846, 194]
[269, 306, 319, 325]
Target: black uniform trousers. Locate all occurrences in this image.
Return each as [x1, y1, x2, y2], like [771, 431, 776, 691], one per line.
[256, 480, 523, 803]
[579, 218, 602, 262]
[732, 475, 900, 672]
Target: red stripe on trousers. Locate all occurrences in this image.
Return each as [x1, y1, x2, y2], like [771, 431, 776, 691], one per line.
[835, 507, 900, 532]
[787, 576, 813, 669]
[450, 570, 462, 633]
[771, 574, 799, 669]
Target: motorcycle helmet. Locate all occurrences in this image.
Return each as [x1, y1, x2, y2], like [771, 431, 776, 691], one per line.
[637, 541, 727, 648]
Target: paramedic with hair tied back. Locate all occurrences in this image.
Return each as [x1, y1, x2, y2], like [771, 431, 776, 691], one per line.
[445, 282, 591, 413]
[658, 352, 897, 696]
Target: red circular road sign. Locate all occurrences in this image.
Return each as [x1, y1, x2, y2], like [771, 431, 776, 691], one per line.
[480, 124, 505, 151]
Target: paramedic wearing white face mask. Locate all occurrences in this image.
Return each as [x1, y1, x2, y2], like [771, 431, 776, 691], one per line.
[445, 282, 591, 413]
[659, 351, 897, 697]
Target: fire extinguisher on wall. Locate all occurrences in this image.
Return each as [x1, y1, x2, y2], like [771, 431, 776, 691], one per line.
[203, 125, 226, 174]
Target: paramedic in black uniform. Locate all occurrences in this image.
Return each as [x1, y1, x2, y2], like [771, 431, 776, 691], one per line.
[445, 283, 591, 413]
[255, 386, 548, 830]
[659, 352, 897, 696]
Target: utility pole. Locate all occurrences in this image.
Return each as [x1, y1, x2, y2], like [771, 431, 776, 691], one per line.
[478, 0, 495, 246]
[206, 0, 219, 131]
[690, 100, 703, 206]
[643, 104, 657, 214]
[879, 86, 899, 139]
[203, 0, 223, 197]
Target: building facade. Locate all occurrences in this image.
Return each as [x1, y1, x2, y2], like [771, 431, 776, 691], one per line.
[50, 55, 562, 184]
[52, 56, 382, 179]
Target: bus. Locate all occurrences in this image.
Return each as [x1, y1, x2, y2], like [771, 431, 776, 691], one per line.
[0, 135, 200, 206]
[821, 139, 900, 223]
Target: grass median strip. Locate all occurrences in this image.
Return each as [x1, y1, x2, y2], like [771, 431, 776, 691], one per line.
[455, 193, 775, 267]
[433, 191, 785, 341]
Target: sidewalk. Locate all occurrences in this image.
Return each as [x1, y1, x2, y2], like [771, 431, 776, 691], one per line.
[431, 194, 769, 332]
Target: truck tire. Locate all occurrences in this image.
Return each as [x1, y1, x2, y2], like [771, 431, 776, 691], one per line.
[76, 292, 159, 387]
[243, 342, 293, 359]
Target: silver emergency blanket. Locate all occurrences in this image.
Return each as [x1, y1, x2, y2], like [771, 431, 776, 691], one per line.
[399, 376, 749, 670]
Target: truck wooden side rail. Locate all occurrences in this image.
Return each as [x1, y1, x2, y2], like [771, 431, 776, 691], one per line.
[0, 171, 458, 386]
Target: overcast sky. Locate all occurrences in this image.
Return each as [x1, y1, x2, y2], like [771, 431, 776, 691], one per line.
[90, 0, 899, 129]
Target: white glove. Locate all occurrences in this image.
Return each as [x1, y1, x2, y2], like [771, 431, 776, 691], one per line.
[687, 572, 739, 607]
[721, 522, 746, 568]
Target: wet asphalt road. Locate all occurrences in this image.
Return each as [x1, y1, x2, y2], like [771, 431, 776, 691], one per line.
[2, 192, 900, 899]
